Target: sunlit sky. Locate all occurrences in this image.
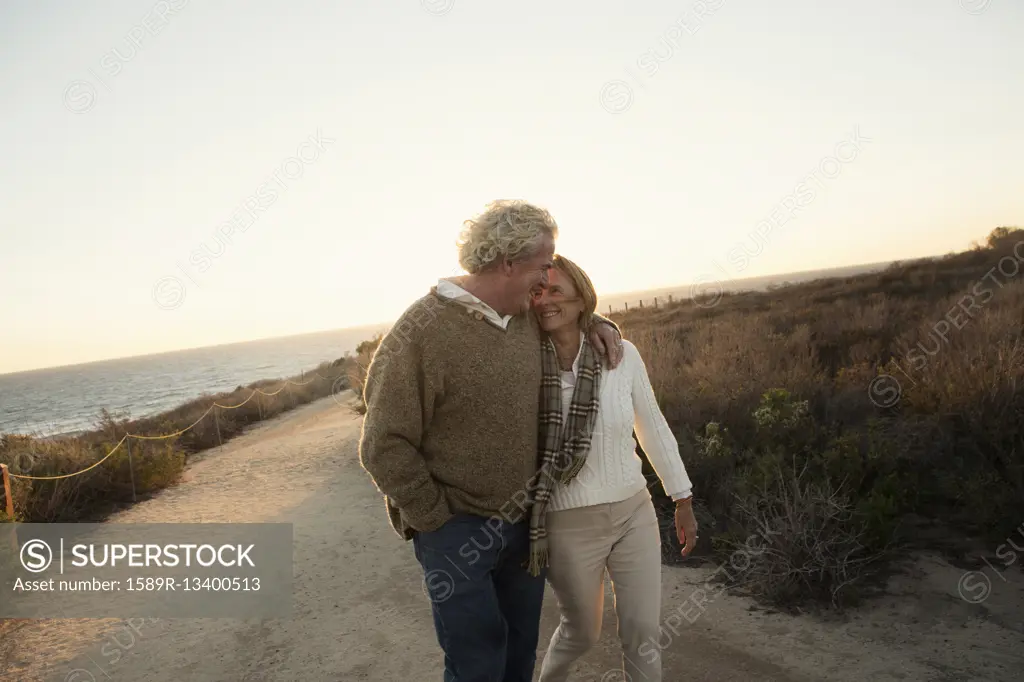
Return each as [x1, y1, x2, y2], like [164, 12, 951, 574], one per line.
[1, 0, 1022, 374]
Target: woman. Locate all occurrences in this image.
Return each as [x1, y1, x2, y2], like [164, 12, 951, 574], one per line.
[530, 255, 698, 682]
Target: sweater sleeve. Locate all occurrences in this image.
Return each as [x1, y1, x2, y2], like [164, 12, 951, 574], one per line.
[627, 342, 693, 500]
[589, 312, 620, 333]
[358, 326, 453, 532]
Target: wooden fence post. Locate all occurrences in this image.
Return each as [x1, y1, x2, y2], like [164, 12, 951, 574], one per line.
[624, 302, 628, 311]
[2, 463, 15, 553]
[639, 299, 643, 309]
[654, 297, 658, 309]
[214, 406, 222, 446]
[125, 438, 137, 503]
[1, 464, 13, 520]
[668, 294, 673, 304]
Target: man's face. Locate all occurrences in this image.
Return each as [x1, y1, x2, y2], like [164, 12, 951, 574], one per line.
[506, 235, 555, 315]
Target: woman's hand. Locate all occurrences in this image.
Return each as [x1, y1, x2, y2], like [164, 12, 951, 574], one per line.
[674, 497, 698, 557]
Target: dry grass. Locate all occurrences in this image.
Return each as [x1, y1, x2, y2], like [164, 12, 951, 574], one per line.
[346, 335, 384, 415]
[619, 227, 1024, 609]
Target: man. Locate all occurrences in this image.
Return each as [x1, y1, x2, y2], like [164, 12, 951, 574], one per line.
[358, 200, 622, 682]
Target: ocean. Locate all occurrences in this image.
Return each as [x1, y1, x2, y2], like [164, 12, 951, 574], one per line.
[0, 323, 390, 437]
[0, 261, 900, 438]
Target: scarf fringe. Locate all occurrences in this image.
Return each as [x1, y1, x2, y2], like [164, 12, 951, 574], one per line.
[527, 542, 549, 577]
[559, 454, 588, 484]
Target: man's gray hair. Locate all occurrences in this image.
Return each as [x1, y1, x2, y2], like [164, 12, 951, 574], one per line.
[457, 200, 559, 274]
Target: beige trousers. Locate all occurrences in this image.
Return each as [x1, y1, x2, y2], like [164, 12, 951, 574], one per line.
[538, 489, 663, 682]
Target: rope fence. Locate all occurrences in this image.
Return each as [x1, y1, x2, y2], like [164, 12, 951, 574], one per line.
[1, 372, 340, 513]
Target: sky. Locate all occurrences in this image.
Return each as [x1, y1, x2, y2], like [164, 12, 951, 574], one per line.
[1, 0, 1022, 374]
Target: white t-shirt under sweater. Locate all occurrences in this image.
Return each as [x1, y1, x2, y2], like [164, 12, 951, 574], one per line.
[550, 334, 693, 512]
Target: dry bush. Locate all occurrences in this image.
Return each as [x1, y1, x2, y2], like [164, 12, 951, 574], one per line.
[347, 334, 384, 415]
[722, 464, 884, 612]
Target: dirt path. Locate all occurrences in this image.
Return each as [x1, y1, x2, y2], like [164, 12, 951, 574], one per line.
[2, 395, 1021, 681]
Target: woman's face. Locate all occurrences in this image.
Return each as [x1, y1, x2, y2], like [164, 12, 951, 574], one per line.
[532, 267, 584, 333]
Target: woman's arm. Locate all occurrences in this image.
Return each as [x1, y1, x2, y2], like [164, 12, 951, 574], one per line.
[627, 342, 693, 500]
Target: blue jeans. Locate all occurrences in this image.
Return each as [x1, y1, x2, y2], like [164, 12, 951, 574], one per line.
[413, 513, 547, 682]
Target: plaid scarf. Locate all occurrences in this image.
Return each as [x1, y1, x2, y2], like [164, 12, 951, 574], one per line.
[527, 334, 602, 576]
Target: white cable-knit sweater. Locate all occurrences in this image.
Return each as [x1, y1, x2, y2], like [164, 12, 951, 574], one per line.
[548, 336, 694, 512]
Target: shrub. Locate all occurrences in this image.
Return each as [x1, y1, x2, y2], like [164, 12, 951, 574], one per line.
[347, 334, 384, 415]
[723, 466, 881, 611]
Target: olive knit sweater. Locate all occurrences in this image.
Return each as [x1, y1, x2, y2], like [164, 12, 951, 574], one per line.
[358, 289, 545, 539]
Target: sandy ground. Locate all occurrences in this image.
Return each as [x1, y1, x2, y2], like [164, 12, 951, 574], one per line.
[2, 394, 1022, 681]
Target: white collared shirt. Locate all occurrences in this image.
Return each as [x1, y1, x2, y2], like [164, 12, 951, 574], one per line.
[435, 278, 513, 330]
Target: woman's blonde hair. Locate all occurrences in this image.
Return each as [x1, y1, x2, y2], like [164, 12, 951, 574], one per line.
[551, 254, 598, 328]
[457, 200, 559, 273]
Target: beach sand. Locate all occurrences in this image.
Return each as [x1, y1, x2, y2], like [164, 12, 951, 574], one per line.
[1, 394, 1021, 681]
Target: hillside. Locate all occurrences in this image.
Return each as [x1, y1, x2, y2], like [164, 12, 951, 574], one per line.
[613, 227, 1023, 609]
[596, 259, 902, 314]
